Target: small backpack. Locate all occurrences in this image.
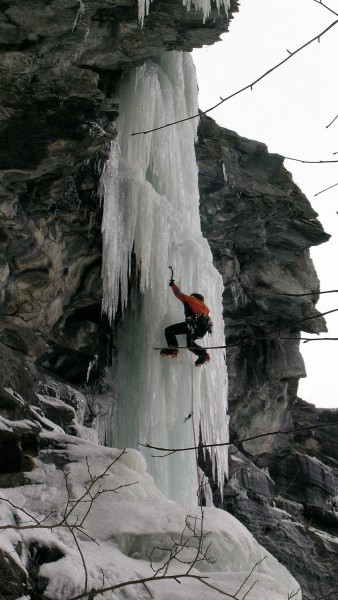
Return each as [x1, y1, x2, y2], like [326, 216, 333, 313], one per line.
[187, 313, 213, 339]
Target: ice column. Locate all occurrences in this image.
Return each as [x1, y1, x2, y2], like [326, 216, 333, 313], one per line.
[101, 52, 229, 505]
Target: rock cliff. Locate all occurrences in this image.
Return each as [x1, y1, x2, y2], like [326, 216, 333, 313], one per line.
[0, 1, 337, 599]
[197, 113, 338, 599]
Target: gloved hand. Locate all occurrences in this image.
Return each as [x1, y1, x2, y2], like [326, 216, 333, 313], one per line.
[169, 279, 175, 287]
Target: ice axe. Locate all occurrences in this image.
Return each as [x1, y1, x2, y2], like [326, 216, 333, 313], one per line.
[168, 266, 174, 285]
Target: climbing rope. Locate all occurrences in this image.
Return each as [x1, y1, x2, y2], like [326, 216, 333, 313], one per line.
[190, 363, 204, 506]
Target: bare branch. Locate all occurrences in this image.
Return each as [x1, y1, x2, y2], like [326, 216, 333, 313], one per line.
[67, 572, 241, 600]
[131, 17, 338, 136]
[284, 156, 338, 164]
[300, 337, 338, 342]
[242, 580, 259, 600]
[65, 519, 89, 595]
[155, 308, 338, 352]
[62, 450, 128, 526]
[235, 557, 266, 596]
[0, 497, 42, 528]
[1, 465, 290, 600]
[234, 307, 338, 341]
[140, 421, 338, 455]
[147, 513, 215, 579]
[249, 286, 338, 298]
[142, 581, 155, 598]
[1, 452, 137, 542]
[313, 0, 338, 18]
[155, 337, 338, 353]
[315, 181, 338, 197]
[326, 113, 338, 128]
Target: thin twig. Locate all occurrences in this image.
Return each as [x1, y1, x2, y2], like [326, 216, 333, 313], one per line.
[235, 557, 266, 596]
[140, 421, 338, 455]
[67, 572, 240, 600]
[156, 307, 338, 352]
[0, 498, 41, 527]
[249, 287, 338, 298]
[66, 520, 89, 595]
[155, 338, 338, 352]
[284, 156, 338, 164]
[313, 0, 338, 18]
[242, 581, 259, 600]
[326, 113, 338, 128]
[154, 308, 338, 350]
[142, 581, 154, 598]
[315, 181, 338, 197]
[63, 450, 127, 525]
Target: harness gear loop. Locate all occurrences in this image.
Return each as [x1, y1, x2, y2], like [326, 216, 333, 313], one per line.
[186, 313, 213, 338]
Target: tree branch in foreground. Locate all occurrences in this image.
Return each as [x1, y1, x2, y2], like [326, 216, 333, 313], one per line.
[249, 287, 338, 298]
[68, 573, 239, 600]
[154, 308, 338, 352]
[0, 453, 138, 597]
[67, 549, 269, 600]
[131, 13, 338, 136]
[314, 180, 338, 197]
[326, 113, 338, 128]
[283, 156, 338, 164]
[140, 421, 338, 456]
[1, 474, 299, 600]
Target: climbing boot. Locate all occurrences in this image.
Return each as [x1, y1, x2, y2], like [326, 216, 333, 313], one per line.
[195, 353, 210, 367]
[160, 348, 179, 358]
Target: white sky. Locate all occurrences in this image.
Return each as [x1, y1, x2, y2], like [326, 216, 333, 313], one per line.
[193, 0, 338, 408]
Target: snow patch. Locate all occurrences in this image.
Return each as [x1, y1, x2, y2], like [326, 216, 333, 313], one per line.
[0, 437, 301, 600]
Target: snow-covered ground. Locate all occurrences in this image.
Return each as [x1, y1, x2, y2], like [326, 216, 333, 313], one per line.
[0, 425, 301, 600]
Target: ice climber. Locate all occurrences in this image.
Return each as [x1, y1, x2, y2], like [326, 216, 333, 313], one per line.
[160, 277, 213, 367]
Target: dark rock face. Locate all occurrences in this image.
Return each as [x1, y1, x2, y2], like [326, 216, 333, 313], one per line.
[196, 113, 338, 599]
[197, 114, 330, 459]
[0, 0, 236, 385]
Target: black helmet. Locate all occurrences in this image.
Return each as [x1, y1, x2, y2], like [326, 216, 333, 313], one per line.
[190, 293, 204, 302]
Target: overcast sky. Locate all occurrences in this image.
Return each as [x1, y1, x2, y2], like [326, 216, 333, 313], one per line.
[193, 0, 338, 408]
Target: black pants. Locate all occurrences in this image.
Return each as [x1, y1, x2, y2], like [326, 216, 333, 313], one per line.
[165, 322, 206, 358]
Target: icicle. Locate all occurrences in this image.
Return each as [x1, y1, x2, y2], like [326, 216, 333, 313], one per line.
[138, 0, 230, 27]
[222, 162, 228, 183]
[101, 52, 229, 505]
[86, 354, 98, 383]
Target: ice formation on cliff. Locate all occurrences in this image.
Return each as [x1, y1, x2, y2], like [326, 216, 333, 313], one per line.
[101, 52, 228, 504]
[137, 0, 230, 26]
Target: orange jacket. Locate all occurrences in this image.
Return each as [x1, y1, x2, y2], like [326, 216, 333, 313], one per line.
[171, 283, 210, 316]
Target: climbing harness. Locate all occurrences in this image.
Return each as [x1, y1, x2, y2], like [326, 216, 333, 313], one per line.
[186, 313, 213, 338]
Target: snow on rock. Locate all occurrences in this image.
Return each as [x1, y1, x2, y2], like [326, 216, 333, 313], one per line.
[0, 436, 301, 600]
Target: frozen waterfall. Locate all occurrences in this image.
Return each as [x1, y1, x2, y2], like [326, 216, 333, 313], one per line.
[101, 51, 228, 505]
